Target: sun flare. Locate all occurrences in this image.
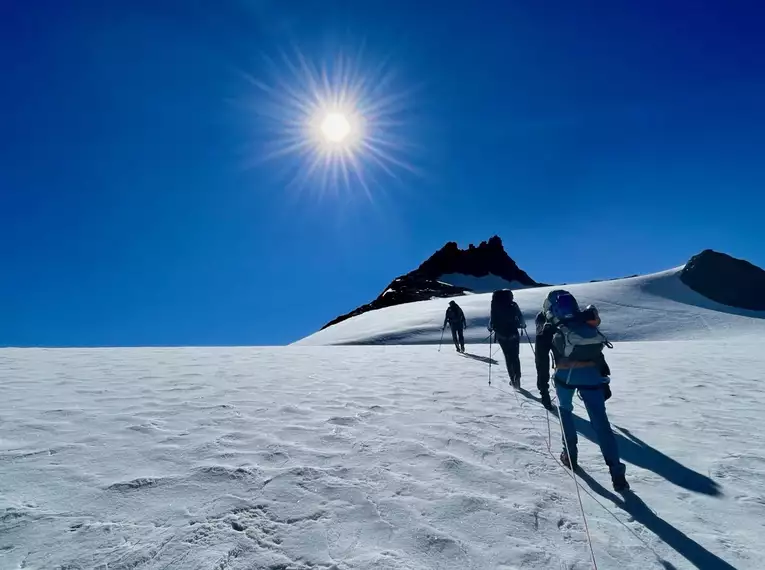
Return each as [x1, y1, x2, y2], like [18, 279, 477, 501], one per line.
[246, 45, 421, 199]
[320, 112, 352, 143]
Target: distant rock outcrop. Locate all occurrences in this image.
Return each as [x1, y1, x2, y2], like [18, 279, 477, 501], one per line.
[322, 236, 541, 330]
[417, 235, 537, 284]
[681, 249, 765, 311]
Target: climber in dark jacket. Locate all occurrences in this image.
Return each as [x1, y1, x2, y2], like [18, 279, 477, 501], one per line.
[488, 289, 526, 388]
[443, 300, 467, 352]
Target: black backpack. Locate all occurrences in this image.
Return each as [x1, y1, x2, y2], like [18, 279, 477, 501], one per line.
[446, 303, 464, 325]
[491, 290, 521, 336]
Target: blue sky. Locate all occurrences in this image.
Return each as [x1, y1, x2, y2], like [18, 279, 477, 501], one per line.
[2, 0, 764, 347]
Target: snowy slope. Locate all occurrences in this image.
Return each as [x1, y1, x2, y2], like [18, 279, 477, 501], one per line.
[296, 268, 765, 346]
[2, 344, 764, 569]
[437, 273, 528, 294]
[3, 267, 765, 569]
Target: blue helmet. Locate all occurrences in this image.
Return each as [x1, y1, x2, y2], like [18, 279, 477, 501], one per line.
[543, 290, 580, 323]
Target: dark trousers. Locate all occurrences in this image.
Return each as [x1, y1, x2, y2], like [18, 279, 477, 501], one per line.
[450, 325, 464, 351]
[496, 334, 521, 383]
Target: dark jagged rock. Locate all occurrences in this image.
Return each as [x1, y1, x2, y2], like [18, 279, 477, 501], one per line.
[416, 235, 537, 284]
[680, 249, 765, 311]
[321, 277, 471, 330]
[322, 236, 541, 330]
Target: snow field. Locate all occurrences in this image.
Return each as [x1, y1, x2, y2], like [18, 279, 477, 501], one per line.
[1, 343, 763, 569]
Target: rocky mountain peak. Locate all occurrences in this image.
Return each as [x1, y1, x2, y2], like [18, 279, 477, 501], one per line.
[321, 236, 539, 330]
[681, 249, 765, 311]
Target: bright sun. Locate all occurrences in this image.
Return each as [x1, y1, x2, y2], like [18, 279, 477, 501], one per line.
[249, 46, 420, 199]
[320, 112, 352, 143]
[313, 107, 360, 151]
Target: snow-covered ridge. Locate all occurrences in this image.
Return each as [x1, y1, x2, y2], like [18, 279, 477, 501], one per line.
[296, 268, 765, 346]
[437, 273, 529, 293]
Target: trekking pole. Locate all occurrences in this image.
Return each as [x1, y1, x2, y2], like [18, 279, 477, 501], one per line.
[437, 327, 445, 352]
[523, 329, 536, 356]
[488, 331, 493, 385]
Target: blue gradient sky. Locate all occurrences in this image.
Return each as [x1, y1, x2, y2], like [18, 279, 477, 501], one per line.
[2, 0, 764, 346]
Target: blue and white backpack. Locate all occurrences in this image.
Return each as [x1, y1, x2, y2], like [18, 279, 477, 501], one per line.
[543, 290, 611, 363]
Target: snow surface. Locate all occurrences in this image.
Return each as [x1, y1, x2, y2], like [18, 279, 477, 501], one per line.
[437, 273, 528, 294]
[296, 268, 765, 346]
[3, 268, 765, 569]
[2, 343, 764, 569]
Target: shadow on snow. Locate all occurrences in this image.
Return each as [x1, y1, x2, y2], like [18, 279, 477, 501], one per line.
[517, 389, 722, 497]
[459, 352, 499, 365]
[577, 471, 736, 570]
[513, 389, 732, 569]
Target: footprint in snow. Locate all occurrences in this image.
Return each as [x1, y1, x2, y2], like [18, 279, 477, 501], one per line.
[326, 416, 358, 426]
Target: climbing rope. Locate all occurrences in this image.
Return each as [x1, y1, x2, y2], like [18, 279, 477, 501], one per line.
[470, 326, 667, 565]
[489, 363, 668, 566]
[491, 380, 599, 569]
[557, 368, 599, 569]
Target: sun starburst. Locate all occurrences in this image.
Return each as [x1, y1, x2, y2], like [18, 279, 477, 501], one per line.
[241, 44, 421, 200]
[319, 112, 352, 143]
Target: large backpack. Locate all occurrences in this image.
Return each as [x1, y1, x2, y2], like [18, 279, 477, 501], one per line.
[543, 290, 610, 363]
[491, 289, 522, 336]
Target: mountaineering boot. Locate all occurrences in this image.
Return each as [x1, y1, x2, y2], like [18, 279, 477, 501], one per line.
[608, 461, 629, 492]
[560, 450, 578, 471]
[611, 473, 630, 492]
[540, 391, 554, 411]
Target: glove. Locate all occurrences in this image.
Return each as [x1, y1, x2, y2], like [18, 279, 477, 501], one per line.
[540, 391, 553, 411]
[603, 384, 612, 401]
